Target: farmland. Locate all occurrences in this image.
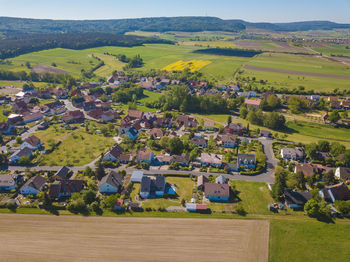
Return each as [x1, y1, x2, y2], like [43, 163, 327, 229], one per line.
[0, 214, 269, 262]
[162, 59, 211, 72]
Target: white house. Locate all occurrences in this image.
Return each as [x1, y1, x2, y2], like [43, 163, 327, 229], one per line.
[99, 171, 123, 194]
[20, 175, 46, 195]
[20, 135, 42, 150]
[104, 145, 124, 162]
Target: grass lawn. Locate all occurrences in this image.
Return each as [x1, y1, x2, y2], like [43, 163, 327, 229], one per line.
[92, 53, 125, 78]
[137, 90, 163, 104]
[34, 124, 114, 166]
[269, 218, 350, 262]
[0, 105, 10, 122]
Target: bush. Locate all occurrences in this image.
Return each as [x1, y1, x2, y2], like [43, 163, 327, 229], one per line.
[235, 204, 246, 216]
[67, 199, 87, 214]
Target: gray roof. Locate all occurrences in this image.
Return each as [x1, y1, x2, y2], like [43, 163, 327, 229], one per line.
[99, 171, 123, 189]
[237, 153, 256, 163]
[140, 176, 151, 193]
[155, 176, 166, 192]
[10, 147, 33, 159]
[0, 175, 15, 187]
[54, 166, 70, 179]
[204, 183, 230, 198]
[21, 175, 46, 191]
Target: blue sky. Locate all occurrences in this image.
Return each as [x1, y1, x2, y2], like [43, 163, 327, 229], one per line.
[0, 0, 349, 23]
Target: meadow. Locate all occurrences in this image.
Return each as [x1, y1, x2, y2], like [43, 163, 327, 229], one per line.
[33, 123, 114, 166]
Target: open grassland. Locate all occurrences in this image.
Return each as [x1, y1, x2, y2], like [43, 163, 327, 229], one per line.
[0, 214, 269, 262]
[138, 90, 163, 104]
[163, 59, 211, 72]
[0, 104, 10, 122]
[92, 53, 125, 77]
[0, 48, 100, 77]
[33, 124, 114, 166]
[269, 218, 350, 262]
[233, 40, 313, 54]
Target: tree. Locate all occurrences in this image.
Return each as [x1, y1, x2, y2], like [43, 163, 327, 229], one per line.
[240, 105, 248, 119]
[330, 142, 346, 157]
[304, 199, 320, 217]
[101, 194, 118, 211]
[266, 94, 280, 110]
[82, 189, 97, 205]
[272, 167, 287, 201]
[318, 140, 330, 152]
[295, 171, 306, 190]
[263, 112, 286, 130]
[168, 137, 184, 155]
[67, 198, 87, 214]
[323, 170, 336, 186]
[306, 143, 318, 159]
[328, 110, 340, 124]
[343, 150, 350, 166]
[227, 116, 232, 125]
[90, 201, 102, 215]
[288, 96, 308, 114]
[95, 160, 106, 180]
[83, 166, 95, 177]
[334, 200, 350, 215]
[189, 147, 199, 161]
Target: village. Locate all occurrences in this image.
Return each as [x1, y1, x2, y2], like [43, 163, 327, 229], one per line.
[0, 70, 349, 216]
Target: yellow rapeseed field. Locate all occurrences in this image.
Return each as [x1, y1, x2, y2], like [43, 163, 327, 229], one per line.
[163, 59, 211, 72]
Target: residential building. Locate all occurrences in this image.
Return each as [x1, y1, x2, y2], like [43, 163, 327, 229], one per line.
[131, 171, 144, 183]
[104, 145, 124, 162]
[283, 189, 312, 209]
[10, 147, 33, 163]
[62, 110, 85, 123]
[237, 153, 256, 170]
[217, 134, 237, 148]
[53, 166, 71, 180]
[190, 137, 208, 148]
[49, 180, 85, 199]
[204, 120, 215, 131]
[99, 171, 123, 194]
[335, 167, 350, 181]
[260, 130, 272, 138]
[140, 176, 151, 199]
[204, 183, 230, 202]
[319, 183, 350, 202]
[281, 147, 304, 161]
[223, 123, 244, 135]
[137, 150, 155, 165]
[148, 128, 164, 139]
[176, 115, 198, 128]
[215, 175, 227, 184]
[20, 135, 42, 150]
[155, 176, 166, 197]
[294, 163, 322, 177]
[0, 175, 16, 191]
[20, 175, 46, 195]
[200, 153, 223, 168]
[0, 122, 15, 135]
[23, 112, 44, 124]
[244, 99, 261, 109]
[197, 175, 208, 190]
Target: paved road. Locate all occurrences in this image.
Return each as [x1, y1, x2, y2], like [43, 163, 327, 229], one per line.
[63, 100, 95, 121]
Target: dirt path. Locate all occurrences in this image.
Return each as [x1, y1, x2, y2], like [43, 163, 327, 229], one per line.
[243, 65, 350, 80]
[0, 214, 269, 262]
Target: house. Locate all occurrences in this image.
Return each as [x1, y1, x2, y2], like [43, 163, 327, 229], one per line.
[87, 109, 103, 120]
[244, 99, 261, 109]
[119, 153, 133, 164]
[62, 110, 85, 123]
[204, 183, 230, 202]
[197, 175, 209, 190]
[104, 145, 124, 162]
[20, 175, 46, 195]
[153, 118, 172, 129]
[190, 137, 207, 148]
[99, 171, 123, 194]
[204, 120, 215, 131]
[223, 123, 244, 135]
[20, 135, 41, 150]
[319, 183, 350, 202]
[0, 122, 15, 135]
[201, 153, 223, 168]
[10, 147, 33, 163]
[335, 167, 350, 181]
[119, 125, 139, 140]
[171, 153, 190, 166]
[148, 128, 164, 139]
[53, 166, 71, 180]
[137, 150, 154, 165]
[315, 151, 332, 161]
[128, 110, 144, 120]
[0, 175, 16, 191]
[283, 189, 312, 209]
[49, 180, 85, 199]
[237, 153, 256, 170]
[23, 112, 44, 124]
[341, 100, 350, 110]
[281, 147, 304, 161]
[176, 115, 198, 128]
[140, 176, 151, 199]
[155, 176, 166, 197]
[114, 199, 124, 211]
[215, 175, 227, 184]
[52, 87, 68, 99]
[260, 130, 272, 138]
[294, 163, 322, 177]
[186, 203, 207, 212]
[131, 171, 144, 183]
[101, 111, 115, 122]
[217, 135, 237, 148]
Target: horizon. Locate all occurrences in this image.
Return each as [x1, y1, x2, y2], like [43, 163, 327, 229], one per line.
[0, 0, 349, 23]
[0, 15, 348, 24]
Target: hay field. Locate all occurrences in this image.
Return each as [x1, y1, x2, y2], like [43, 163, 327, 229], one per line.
[0, 214, 269, 262]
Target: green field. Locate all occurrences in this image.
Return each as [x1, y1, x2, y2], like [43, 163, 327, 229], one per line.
[312, 43, 350, 57]
[34, 123, 114, 166]
[269, 218, 350, 262]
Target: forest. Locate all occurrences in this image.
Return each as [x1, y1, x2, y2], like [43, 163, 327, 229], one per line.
[0, 33, 171, 59]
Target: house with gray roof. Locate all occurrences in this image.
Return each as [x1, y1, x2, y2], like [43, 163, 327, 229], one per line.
[99, 171, 123, 194]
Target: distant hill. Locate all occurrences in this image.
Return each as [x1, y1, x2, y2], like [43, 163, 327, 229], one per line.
[230, 20, 350, 32]
[0, 16, 246, 35]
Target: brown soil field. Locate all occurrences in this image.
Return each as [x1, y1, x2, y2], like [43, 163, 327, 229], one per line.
[243, 65, 350, 80]
[0, 86, 21, 95]
[0, 214, 269, 262]
[31, 65, 68, 74]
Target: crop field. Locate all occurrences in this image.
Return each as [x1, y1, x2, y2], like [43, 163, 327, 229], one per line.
[0, 214, 269, 262]
[233, 40, 313, 54]
[311, 43, 350, 57]
[181, 41, 238, 48]
[162, 59, 211, 72]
